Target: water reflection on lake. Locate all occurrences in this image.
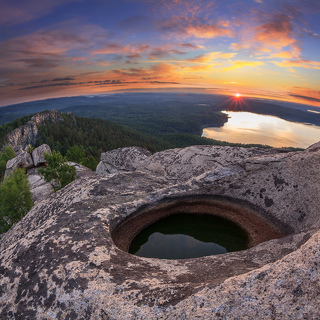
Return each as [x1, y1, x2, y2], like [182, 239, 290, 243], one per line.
[202, 111, 320, 148]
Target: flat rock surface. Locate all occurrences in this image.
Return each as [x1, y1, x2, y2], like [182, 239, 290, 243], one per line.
[1, 145, 320, 319]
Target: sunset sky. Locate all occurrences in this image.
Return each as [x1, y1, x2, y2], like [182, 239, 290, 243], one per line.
[0, 0, 320, 107]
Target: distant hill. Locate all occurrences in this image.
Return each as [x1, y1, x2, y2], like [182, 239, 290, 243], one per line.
[1, 111, 282, 172]
[1, 93, 320, 136]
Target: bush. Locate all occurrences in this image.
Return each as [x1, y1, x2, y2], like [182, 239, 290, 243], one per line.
[0, 146, 15, 182]
[0, 168, 34, 233]
[38, 151, 76, 191]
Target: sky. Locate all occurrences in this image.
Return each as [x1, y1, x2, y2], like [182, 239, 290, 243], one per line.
[0, 0, 320, 107]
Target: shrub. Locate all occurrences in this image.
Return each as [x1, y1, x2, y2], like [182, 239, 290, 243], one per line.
[0, 146, 15, 182]
[0, 168, 34, 233]
[38, 151, 76, 191]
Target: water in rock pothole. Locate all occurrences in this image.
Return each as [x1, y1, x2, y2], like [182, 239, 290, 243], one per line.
[129, 213, 248, 259]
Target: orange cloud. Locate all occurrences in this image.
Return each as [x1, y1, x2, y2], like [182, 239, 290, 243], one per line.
[272, 59, 320, 70]
[253, 13, 301, 57]
[111, 62, 178, 80]
[183, 23, 233, 38]
[187, 52, 237, 63]
[223, 61, 265, 71]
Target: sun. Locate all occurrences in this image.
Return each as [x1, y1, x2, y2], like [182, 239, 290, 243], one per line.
[234, 93, 241, 98]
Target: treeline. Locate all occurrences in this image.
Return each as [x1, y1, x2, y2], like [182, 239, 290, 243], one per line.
[35, 114, 171, 169]
[35, 113, 276, 170]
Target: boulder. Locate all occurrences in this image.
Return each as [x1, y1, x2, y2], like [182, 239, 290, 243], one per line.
[97, 146, 151, 174]
[32, 144, 51, 167]
[27, 167, 53, 202]
[5, 151, 33, 175]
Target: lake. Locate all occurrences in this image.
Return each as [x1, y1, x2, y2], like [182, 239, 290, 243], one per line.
[202, 111, 320, 148]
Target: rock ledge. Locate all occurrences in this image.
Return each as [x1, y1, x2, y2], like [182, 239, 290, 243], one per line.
[1, 144, 320, 319]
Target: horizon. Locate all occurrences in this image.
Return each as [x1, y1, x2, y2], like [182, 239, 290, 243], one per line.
[0, 0, 320, 107]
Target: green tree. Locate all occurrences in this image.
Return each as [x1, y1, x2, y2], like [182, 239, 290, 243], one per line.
[0, 146, 15, 182]
[0, 168, 34, 233]
[38, 151, 76, 191]
[66, 145, 86, 164]
[82, 155, 99, 171]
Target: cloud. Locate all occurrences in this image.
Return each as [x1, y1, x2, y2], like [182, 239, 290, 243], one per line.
[229, 4, 317, 61]
[187, 52, 237, 63]
[0, 23, 109, 81]
[159, 17, 233, 39]
[110, 63, 181, 83]
[92, 43, 151, 56]
[179, 43, 204, 49]
[148, 48, 186, 59]
[289, 93, 320, 103]
[223, 61, 265, 71]
[148, 0, 215, 17]
[183, 23, 233, 38]
[254, 13, 298, 51]
[52, 77, 75, 81]
[93, 43, 188, 61]
[272, 59, 320, 70]
[0, 0, 79, 26]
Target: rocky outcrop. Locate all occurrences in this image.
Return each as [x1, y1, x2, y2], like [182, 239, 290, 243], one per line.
[1, 144, 320, 319]
[4, 144, 94, 202]
[5, 151, 34, 174]
[32, 144, 51, 166]
[97, 145, 289, 183]
[5, 144, 51, 176]
[96, 147, 151, 175]
[5, 109, 63, 150]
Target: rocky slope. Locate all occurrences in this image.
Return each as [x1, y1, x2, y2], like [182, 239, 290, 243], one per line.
[5, 109, 63, 151]
[0, 143, 320, 319]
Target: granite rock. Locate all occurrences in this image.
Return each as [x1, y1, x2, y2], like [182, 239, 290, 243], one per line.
[97, 147, 151, 174]
[5, 151, 34, 175]
[1, 143, 320, 319]
[5, 109, 63, 149]
[97, 145, 289, 184]
[31, 144, 51, 167]
[26, 167, 53, 202]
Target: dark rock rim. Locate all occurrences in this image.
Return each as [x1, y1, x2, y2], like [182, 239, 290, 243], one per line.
[112, 195, 287, 258]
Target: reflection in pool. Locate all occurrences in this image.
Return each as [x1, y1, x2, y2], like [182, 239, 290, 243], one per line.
[202, 111, 320, 148]
[129, 213, 248, 259]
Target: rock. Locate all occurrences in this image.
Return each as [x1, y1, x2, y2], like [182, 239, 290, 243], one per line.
[97, 146, 151, 174]
[306, 140, 320, 152]
[1, 143, 320, 319]
[5, 110, 63, 149]
[66, 162, 95, 179]
[32, 144, 51, 166]
[5, 151, 34, 175]
[27, 167, 53, 202]
[97, 145, 282, 184]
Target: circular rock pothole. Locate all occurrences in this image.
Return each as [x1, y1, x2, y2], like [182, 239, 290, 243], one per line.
[112, 196, 286, 258]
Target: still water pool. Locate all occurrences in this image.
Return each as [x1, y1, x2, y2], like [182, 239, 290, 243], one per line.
[129, 213, 248, 259]
[202, 111, 320, 148]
